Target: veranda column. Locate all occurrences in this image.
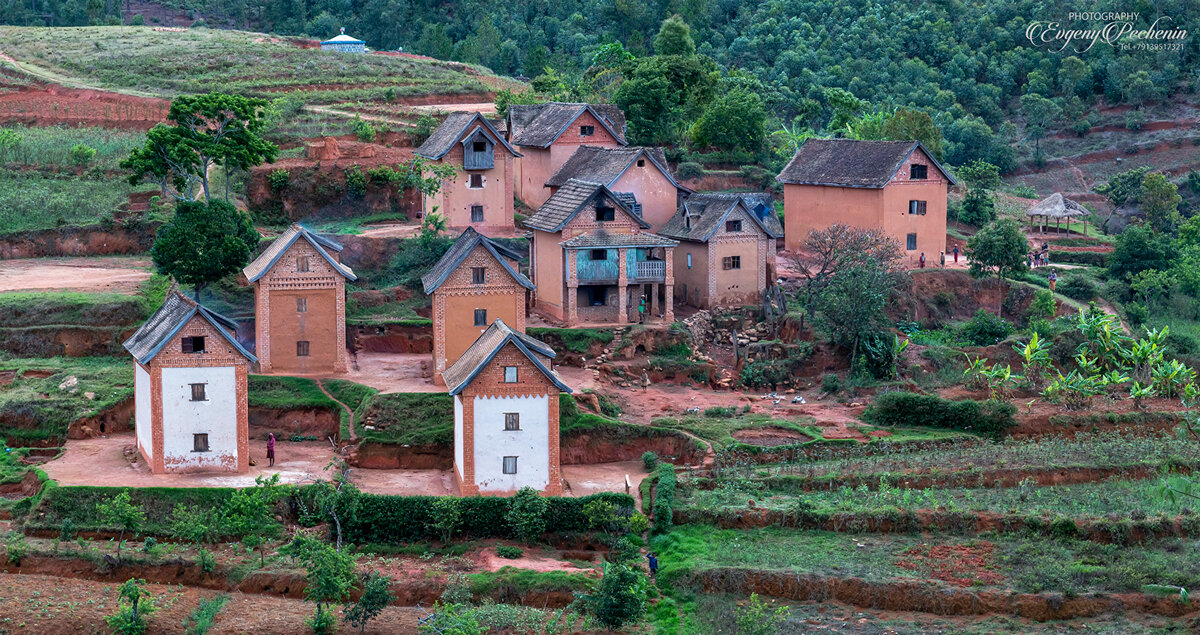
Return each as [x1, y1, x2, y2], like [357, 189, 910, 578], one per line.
[663, 247, 675, 323]
[616, 249, 628, 324]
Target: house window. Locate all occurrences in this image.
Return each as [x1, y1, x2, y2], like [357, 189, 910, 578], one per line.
[504, 413, 520, 431]
[595, 206, 615, 222]
[722, 256, 741, 270]
[725, 220, 742, 232]
[297, 341, 310, 357]
[908, 200, 927, 216]
[473, 141, 487, 153]
[580, 125, 594, 136]
[589, 287, 607, 306]
[504, 366, 518, 383]
[297, 256, 310, 272]
[190, 383, 207, 402]
[181, 336, 206, 354]
[502, 456, 518, 474]
[474, 309, 487, 327]
[910, 164, 928, 179]
[686, 253, 692, 269]
[471, 267, 486, 284]
[637, 159, 645, 167]
[468, 174, 484, 189]
[193, 433, 209, 453]
[590, 249, 607, 261]
[296, 297, 307, 312]
[906, 233, 917, 250]
[470, 204, 484, 222]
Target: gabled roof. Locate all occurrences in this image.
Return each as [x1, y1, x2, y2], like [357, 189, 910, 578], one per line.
[544, 145, 688, 193]
[322, 29, 364, 44]
[123, 290, 256, 366]
[242, 224, 356, 283]
[507, 102, 627, 148]
[523, 179, 650, 233]
[560, 229, 677, 249]
[442, 319, 570, 396]
[421, 227, 535, 294]
[659, 193, 779, 242]
[415, 112, 521, 160]
[775, 139, 956, 188]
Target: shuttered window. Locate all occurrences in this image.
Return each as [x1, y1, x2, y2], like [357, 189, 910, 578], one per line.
[190, 383, 206, 401]
[504, 413, 520, 431]
[193, 433, 209, 452]
[181, 336, 205, 354]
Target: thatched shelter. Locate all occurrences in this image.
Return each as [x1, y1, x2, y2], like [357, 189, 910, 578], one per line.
[1026, 192, 1090, 234]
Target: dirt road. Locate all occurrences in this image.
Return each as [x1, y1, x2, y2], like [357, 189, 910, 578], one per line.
[0, 257, 151, 294]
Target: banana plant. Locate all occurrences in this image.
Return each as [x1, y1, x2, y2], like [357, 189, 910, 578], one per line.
[981, 363, 1020, 401]
[1126, 327, 1168, 384]
[1043, 369, 1102, 410]
[1014, 332, 1052, 389]
[890, 335, 910, 378]
[1153, 359, 1196, 399]
[963, 354, 988, 390]
[1074, 309, 1130, 370]
[1129, 381, 1156, 409]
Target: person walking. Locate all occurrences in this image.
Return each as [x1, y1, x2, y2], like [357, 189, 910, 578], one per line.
[647, 552, 658, 579]
[266, 433, 276, 467]
[1048, 270, 1058, 292]
[641, 370, 651, 392]
[918, 252, 926, 269]
[952, 245, 960, 263]
[638, 295, 646, 324]
[939, 251, 946, 268]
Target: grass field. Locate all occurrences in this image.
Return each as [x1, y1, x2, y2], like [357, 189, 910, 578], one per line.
[356, 392, 453, 445]
[0, 124, 146, 170]
[0, 356, 132, 443]
[0, 172, 150, 234]
[0, 27, 492, 104]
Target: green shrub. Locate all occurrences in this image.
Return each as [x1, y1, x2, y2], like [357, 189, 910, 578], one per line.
[960, 309, 1013, 346]
[675, 161, 704, 180]
[351, 116, 376, 142]
[1049, 250, 1107, 266]
[267, 168, 290, 192]
[820, 374, 841, 394]
[507, 487, 549, 544]
[344, 165, 368, 196]
[652, 464, 676, 534]
[703, 406, 737, 418]
[1058, 275, 1099, 301]
[69, 143, 97, 166]
[496, 545, 523, 559]
[861, 391, 1017, 439]
[641, 451, 659, 472]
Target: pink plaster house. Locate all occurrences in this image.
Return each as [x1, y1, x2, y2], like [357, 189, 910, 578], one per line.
[416, 112, 522, 232]
[544, 145, 690, 231]
[506, 103, 626, 209]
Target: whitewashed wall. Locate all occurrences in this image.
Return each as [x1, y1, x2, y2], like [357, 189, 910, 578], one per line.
[471, 394, 550, 492]
[160, 366, 238, 471]
[454, 396, 464, 480]
[134, 363, 153, 461]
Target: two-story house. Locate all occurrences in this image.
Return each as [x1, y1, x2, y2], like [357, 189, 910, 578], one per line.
[525, 179, 677, 326]
[776, 139, 955, 262]
[443, 318, 571, 496]
[124, 290, 256, 474]
[243, 224, 356, 374]
[544, 145, 690, 230]
[506, 102, 626, 209]
[422, 227, 535, 385]
[415, 112, 522, 232]
[659, 192, 782, 308]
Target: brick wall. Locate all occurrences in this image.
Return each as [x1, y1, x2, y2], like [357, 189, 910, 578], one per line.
[254, 238, 348, 374]
[433, 244, 528, 383]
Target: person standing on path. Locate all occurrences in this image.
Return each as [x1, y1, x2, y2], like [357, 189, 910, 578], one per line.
[918, 252, 926, 269]
[266, 433, 276, 467]
[641, 370, 651, 392]
[1048, 270, 1058, 292]
[647, 552, 658, 579]
[953, 245, 960, 263]
[638, 296, 646, 324]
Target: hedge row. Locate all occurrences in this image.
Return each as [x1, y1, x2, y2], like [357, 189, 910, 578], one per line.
[653, 464, 677, 534]
[1048, 249, 1108, 267]
[861, 391, 1016, 439]
[336, 491, 636, 544]
[27, 485, 240, 536]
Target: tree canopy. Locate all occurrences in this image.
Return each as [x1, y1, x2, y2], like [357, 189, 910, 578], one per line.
[150, 199, 260, 299]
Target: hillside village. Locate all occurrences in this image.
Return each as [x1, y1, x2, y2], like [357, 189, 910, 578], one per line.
[0, 8, 1198, 634]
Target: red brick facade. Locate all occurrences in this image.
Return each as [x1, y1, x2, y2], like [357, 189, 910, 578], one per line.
[253, 239, 349, 374]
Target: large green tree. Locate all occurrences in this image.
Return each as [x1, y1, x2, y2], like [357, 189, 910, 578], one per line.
[150, 199, 260, 300]
[690, 87, 766, 153]
[966, 218, 1028, 283]
[1140, 172, 1182, 234]
[613, 54, 718, 145]
[653, 15, 695, 56]
[160, 93, 279, 202]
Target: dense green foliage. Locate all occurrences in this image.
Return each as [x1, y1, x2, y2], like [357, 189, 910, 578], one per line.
[150, 199, 259, 298]
[653, 463, 677, 534]
[861, 391, 1017, 439]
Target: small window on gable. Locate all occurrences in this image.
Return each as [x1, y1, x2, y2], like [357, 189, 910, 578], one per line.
[190, 383, 206, 402]
[296, 297, 307, 313]
[193, 433, 209, 452]
[637, 159, 645, 167]
[474, 308, 487, 327]
[502, 456, 518, 474]
[722, 256, 741, 270]
[471, 267, 486, 284]
[470, 204, 484, 222]
[504, 413, 520, 431]
[906, 233, 917, 250]
[686, 253, 692, 269]
[595, 206, 615, 222]
[910, 164, 928, 180]
[590, 249, 607, 261]
[580, 125, 594, 136]
[297, 256, 310, 272]
[908, 200, 927, 216]
[181, 336, 205, 354]
[469, 174, 484, 189]
[297, 341, 310, 357]
[504, 366, 518, 383]
[725, 220, 742, 232]
[473, 141, 487, 153]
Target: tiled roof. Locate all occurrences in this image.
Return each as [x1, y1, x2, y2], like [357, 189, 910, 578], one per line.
[414, 112, 520, 160]
[123, 289, 256, 365]
[659, 192, 780, 242]
[775, 139, 956, 187]
[442, 319, 570, 396]
[421, 227, 535, 294]
[560, 229, 677, 249]
[544, 146, 679, 190]
[523, 179, 650, 233]
[242, 224, 356, 283]
[507, 102, 627, 147]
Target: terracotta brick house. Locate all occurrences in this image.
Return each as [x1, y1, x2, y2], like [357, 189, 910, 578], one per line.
[443, 319, 571, 496]
[525, 178, 677, 326]
[422, 227, 535, 385]
[124, 290, 255, 474]
[243, 224, 356, 374]
[415, 112, 522, 232]
[544, 145, 691, 230]
[659, 193, 782, 308]
[776, 140, 955, 263]
[506, 102, 626, 209]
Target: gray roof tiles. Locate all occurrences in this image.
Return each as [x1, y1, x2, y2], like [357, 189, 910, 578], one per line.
[441, 319, 569, 396]
[523, 179, 650, 233]
[507, 102, 627, 147]
[544, 145, 679, 190]
[414, 112, 520, 160]
[421, 227, 535, 294]
[242, 224, 356, 283]
[659, 192, 781, 242]
[560, 229, 677, 249]
[775, 139, 956, 188]
[123, 290, 256, 365]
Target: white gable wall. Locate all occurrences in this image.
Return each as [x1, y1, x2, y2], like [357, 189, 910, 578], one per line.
[160, 366, 238, 471]
[134, 363, 153, 461]
[454, 395, 464, 480]
[471, 394, 550, 492]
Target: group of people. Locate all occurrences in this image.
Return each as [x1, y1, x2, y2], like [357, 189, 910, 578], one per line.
[917, 244, 961, 269]
[1029, 242, 1051, 268]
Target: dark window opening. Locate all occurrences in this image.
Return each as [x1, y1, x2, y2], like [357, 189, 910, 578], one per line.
[297, 341, 310, 357]
[474, 308, 487, 327]
[190, 383, 206, 402]
[906, 233, 917, 250]
[469, 174, 484, 188]
[296, 297, 307, 312]
[470, 204, 484, 222]
[181, 336, 206, 354]
[471, 267, 486, 284]
[193, 433, 209, 452]
[636, 159, 645, 167]
[589, 287, 607, 306]
[580, 125, 594, 136]
[504, 413, 520, 431]
[909, 200, 927, 216]
[595, 206, 615, 222]
[590, 249, 607, 261]
[502, 456, 518, 474]
[297, 256, 310, 272]
[472, 141, 487, 153]
[725, 220, 742, 232]
[910, 164, 928, 179]
[722, 256, 741, 270]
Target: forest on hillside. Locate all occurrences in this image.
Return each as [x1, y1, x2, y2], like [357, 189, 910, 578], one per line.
[4, 0, 1198, 172]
